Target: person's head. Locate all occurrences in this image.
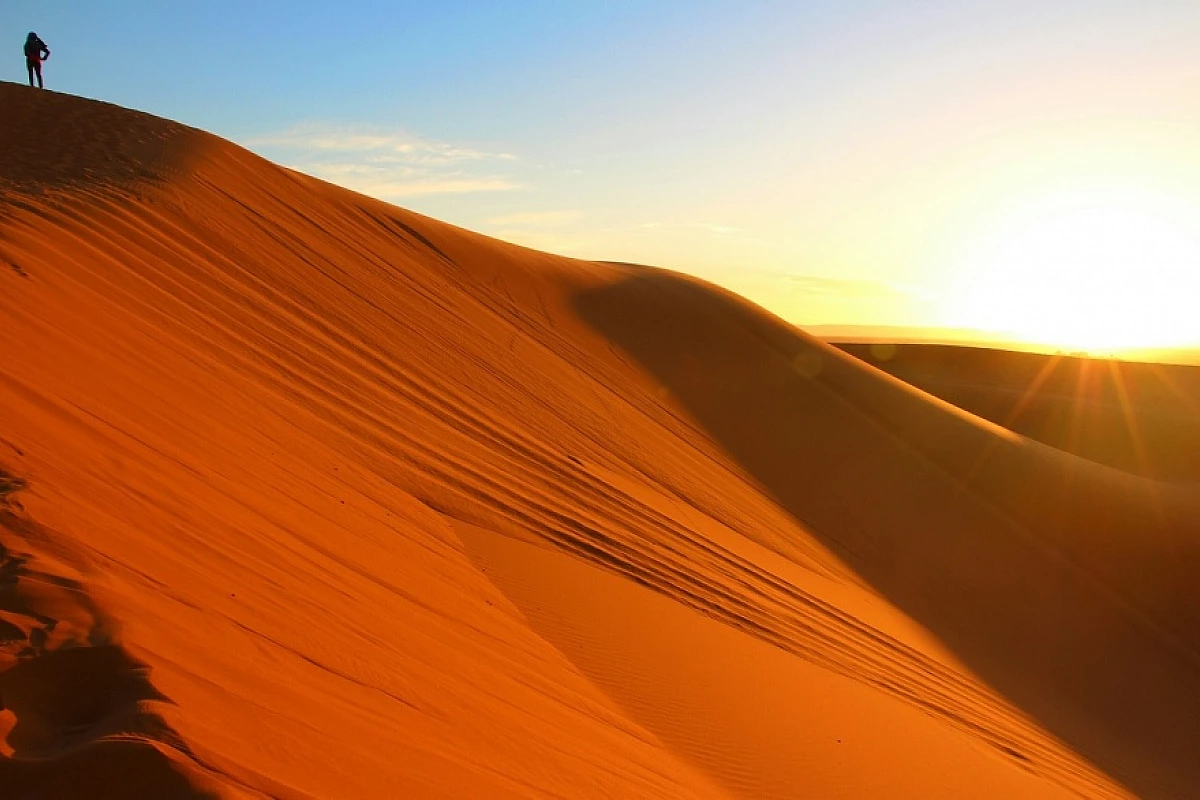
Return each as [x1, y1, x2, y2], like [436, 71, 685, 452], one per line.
[26, 32, 37, 43]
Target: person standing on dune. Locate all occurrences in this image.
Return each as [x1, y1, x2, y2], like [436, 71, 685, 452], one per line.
[24, 32, 50, 89]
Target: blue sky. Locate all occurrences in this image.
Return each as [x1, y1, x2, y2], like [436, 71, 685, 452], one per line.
[10, 2, 1200, 348]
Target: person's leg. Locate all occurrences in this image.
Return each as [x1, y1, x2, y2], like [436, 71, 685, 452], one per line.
[27, 61, 34, 87]
[34, 62, 43, 89]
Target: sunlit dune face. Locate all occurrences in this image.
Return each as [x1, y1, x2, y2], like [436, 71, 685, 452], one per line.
[948, 193, 1200, 352]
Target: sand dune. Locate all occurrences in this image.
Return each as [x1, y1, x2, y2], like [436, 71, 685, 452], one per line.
[836, 342, 1200, 484]
[1, 82, 1198, 798]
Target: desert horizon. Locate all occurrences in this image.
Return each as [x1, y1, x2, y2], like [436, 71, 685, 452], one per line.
[2, 78, 1199, 799]
[806, 326, 1200, 367]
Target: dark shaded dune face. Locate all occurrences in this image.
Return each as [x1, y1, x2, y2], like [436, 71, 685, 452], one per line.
[575, 269, 1200, 800]
[0, 474, 215, 799]
[0, 741, 222, 800]
[0, 643, 222, 798]
[1, 646, 168, 752]
[837, 342, 1200, 484]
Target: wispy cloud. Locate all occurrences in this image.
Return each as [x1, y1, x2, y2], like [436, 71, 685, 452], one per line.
[782, 275, 932, 300]
[487, 229, 594, 257]
[341, 179, 522, 198]
[243, 124, 522, 200]
[246, 126, 517, 163]
[485, 210, 583, 227]
[479, 210, 590, 256]
[694, 222, 744, 236]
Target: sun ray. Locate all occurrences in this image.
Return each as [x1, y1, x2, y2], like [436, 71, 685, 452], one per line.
[1148, 363, 1200, 418]
[963, 354, 1062, 488]
[1105, 361, 1154, 478]
[1002, 354, 1063, 432]
[1067, 359, 1093, 473]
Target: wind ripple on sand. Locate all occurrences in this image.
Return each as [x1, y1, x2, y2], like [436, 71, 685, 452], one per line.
[2, 83, 1197, 798]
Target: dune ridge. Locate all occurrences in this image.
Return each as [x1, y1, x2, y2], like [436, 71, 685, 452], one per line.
[835, 342, 1200, 484]
[1, 82, 1198, 797]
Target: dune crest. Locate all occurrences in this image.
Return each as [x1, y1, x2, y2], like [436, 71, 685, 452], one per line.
[836, 342, 1200, 484]
[2, 83, 1198, 797]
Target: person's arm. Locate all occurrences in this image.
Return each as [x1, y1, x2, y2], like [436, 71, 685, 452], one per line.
[41, 44, 50, 59]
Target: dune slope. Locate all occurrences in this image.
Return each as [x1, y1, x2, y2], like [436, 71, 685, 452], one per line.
[835, 342, 1200, 484]
[2, 83, 1198, 798]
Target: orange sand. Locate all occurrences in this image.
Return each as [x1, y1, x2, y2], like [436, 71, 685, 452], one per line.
[1, 83, 1198, 798]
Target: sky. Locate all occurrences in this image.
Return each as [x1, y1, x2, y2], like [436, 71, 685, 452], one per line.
[10, 1, 1200, 352]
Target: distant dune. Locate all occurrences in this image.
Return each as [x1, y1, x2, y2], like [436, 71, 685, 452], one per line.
[836, 343, 1200, 485]
[809, 326, 1200, 368]
[2, 82, 1199, 798]
[804, 323, 1025, 350]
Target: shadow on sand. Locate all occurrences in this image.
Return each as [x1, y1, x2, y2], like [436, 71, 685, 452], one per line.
[0, 472, 218, 799]
[575, 268, 1200, 800]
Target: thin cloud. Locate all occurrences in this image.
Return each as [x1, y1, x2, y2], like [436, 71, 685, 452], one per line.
[486, 210, 583, 227]
[353, 179, 522, 198]
[634, 220, 767, 248]
[695, 222, 744, 236]
[782, 275, 931, 300]
[489, 229, 593, 257]
[244, 124, 522, 200]
[246, 125, 517, 163]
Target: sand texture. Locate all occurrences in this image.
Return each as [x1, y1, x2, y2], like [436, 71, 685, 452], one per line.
[2, 83, 1198, 798]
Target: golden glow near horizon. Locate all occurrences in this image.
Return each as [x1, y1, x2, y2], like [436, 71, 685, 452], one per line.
[237, 3, 1200, 356]
[944, 189, 1200, 353]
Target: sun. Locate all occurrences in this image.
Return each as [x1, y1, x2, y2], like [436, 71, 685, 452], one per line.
[945, 190, 1200, 353]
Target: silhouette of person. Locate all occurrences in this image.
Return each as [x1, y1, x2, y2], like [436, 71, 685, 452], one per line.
[24, 32, 49, 89]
